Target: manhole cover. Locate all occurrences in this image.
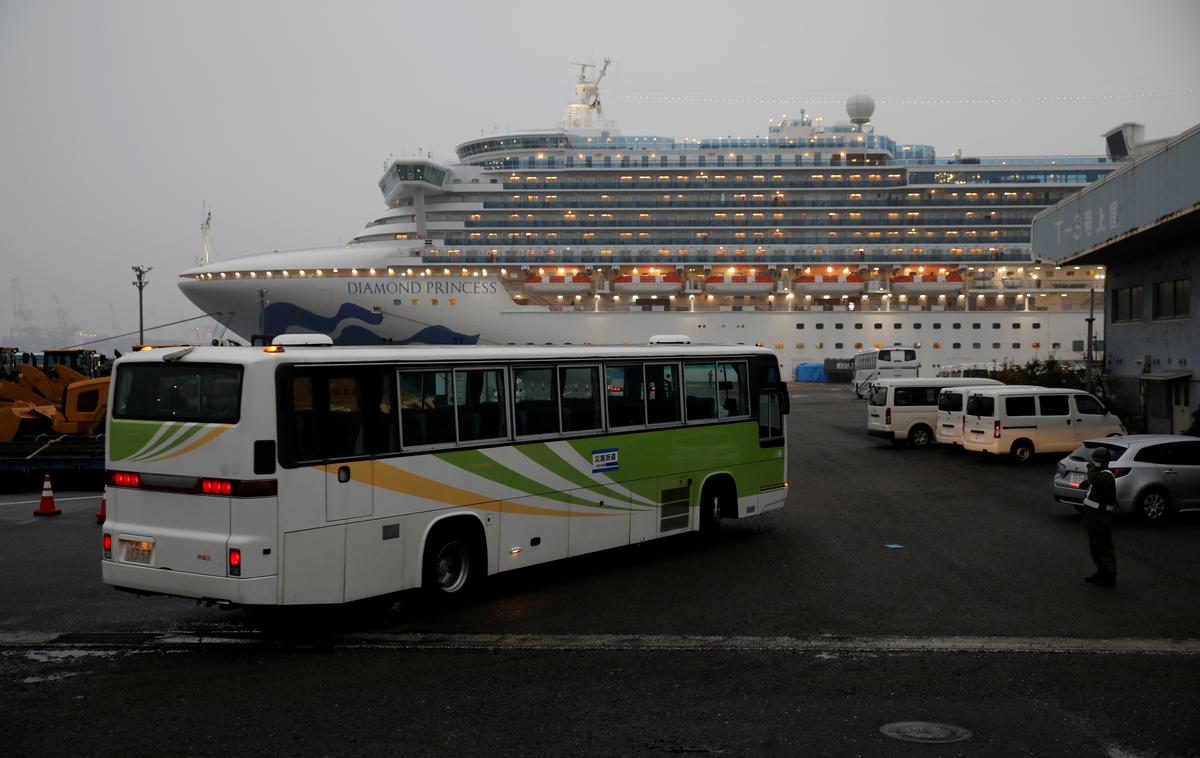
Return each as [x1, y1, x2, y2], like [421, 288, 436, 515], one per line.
[879, 721, 972, 744]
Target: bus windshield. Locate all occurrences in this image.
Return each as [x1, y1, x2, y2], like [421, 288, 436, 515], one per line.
[113, 363, 243, 423]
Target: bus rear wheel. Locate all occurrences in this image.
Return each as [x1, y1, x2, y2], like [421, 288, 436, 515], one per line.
[423, 525, 482, 597]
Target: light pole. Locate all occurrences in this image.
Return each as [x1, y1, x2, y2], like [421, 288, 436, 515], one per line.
[131, 266, 152, 345]
[1085, 287, 1096, 393]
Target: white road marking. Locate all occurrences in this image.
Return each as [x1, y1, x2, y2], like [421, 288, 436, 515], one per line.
[1, 632, 1198, 655]
[2, 495, 102, 507]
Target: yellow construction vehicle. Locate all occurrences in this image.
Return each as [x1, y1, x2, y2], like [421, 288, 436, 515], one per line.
[0, 349, 109, 442]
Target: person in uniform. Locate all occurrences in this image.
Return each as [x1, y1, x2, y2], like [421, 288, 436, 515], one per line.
[1081, 446, 1118, 587]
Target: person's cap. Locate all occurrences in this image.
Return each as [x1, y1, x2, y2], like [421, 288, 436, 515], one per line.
[1091, 447, 1111, 462]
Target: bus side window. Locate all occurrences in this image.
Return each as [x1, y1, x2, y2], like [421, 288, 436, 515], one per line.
[325, 374, 365, 458]
[514, 366, 559, 436]
[455, 368, 508, 442]
[560, 366, 601, 432]
[716, 361, 748, 417]
[684, 362, 717, 421]
[370, 369, 400, 455]
[645, 362, 682, 424]
[606, 363, 646, 427]
[290, 374, 320, 462]
[400, 370, 454, 447]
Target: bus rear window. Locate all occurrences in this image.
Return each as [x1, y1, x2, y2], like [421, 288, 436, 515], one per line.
[113, 363, 242, 423]
[868, 385, 889, 407]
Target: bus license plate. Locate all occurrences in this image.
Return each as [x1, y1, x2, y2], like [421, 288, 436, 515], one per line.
[124, 541, 154, 564]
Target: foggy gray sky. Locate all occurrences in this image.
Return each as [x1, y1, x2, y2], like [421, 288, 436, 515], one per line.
[1, 0, 1197, 346]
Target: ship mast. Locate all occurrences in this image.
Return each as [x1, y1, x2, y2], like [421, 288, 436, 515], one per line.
[198, 203, 217, 267]
[562, 58, 613, 129]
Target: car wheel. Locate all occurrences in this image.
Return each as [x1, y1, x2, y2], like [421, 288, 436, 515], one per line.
[423, 527, 481, 596]
[1010, 439, 1034, 463]
[908, 424, 933, 448]
[1136, 488, 1172, 524]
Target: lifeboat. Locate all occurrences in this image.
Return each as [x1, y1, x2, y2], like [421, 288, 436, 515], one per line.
[612, 272, 683, 295]
[792, 273, 866, 296]
[704, 272, 774, 296]
[523, 272, 593, 296]
[891, 273, 965, 295]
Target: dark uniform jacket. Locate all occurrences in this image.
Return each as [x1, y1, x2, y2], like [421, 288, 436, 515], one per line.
[1084, 465, 1117, 510]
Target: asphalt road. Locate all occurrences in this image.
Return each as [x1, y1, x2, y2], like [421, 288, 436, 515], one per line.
[2, 384, 1198, 757]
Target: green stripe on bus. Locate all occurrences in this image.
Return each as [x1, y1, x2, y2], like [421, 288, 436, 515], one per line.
[437, 449, 576, 508]
[109, 420, 164, 462]
[516, 443, 639, 508]
[134, 422, 204, 461]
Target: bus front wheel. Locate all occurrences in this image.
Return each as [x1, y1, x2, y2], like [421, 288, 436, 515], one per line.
[423, 525, 482, 597]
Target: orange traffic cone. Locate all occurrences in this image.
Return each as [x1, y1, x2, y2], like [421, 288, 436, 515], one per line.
[33, 474, 62, 517]
[95, 493, 107, 524]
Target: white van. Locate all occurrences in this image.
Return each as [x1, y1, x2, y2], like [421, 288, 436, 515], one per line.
[961, 386, 1126, 462]
[868, 377, 1004, 448]
[936, 384, 1036, 446]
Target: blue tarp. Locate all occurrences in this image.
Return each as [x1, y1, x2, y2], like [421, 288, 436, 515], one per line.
[794, 363, 828, 383]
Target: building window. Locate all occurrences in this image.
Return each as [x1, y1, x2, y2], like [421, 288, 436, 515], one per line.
[1112, 285, 1144, 322]
[795, 323, 804, 330]
[972, 343, 981, 349]
[1012, 343, 1021, 349]
[1153, 279, 1190, 319]
[1012, 323, 1021, 330]
[952, 342, 962, 349]
[816, 323, 825, 330]
[952, 323, 962, 330]
[1032, 322, 1041, 329]
[874, 323, 883, 330]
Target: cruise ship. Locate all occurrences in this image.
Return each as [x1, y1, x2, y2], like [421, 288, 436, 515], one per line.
[180, 63, 1118, 376]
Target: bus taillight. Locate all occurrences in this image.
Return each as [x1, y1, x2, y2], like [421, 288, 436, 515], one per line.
[109, 471, 140, 488]
[885, 408, 891, 426]
[201, 479, 233, 496]
[228, 548, 241, 576]
[993, 420, 1002, 439]
[103, 533, 112, 559]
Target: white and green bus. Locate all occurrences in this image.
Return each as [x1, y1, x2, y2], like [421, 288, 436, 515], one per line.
[101, 340, 789, 606]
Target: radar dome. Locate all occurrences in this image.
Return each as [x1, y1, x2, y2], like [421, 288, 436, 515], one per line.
[846, 94, 875, 125]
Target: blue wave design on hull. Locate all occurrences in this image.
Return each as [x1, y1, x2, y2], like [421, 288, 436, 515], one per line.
[264, 302, 479, 345]
[264, 302, 382, 334]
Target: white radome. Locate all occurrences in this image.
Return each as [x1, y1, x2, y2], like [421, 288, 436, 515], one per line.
[846, 93, 875, 124]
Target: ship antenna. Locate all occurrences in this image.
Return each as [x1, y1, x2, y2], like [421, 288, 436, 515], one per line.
[198, 203, 217, 266]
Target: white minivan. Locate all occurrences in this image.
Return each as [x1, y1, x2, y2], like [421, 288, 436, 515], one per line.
[868, 377, 1003, 448]
[935, 384, 1036, 446]
[961, 386, 1126, 462]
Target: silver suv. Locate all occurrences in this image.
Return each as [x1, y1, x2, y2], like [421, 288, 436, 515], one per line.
[1052, 435, 1200, 523]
